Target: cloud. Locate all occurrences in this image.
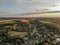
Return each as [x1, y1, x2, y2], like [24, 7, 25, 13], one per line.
[0, 0, 6, 2]
[15, 0, 21, 3]
[29, 0, 43, 2]
[15, 0, 46, 3]
[0, 0, 22, 3]
[28, 0, 51, 3]
[0, 11, 17, 15]
[0, 11, 11, 15]
[16, 0, 21, 2]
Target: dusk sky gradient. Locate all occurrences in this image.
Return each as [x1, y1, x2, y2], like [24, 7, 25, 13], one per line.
[0, 0, 60, 17]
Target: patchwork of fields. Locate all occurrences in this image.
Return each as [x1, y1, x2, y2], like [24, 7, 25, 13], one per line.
[0, 18, 60, 45]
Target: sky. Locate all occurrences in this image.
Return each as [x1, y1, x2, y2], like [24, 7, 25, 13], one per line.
[0, 0, 60, 17]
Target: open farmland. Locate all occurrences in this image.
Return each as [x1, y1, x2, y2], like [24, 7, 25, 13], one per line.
[0, 18, 60, 45]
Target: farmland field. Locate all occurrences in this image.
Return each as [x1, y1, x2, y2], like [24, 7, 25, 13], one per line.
[0, 18, 60, 45]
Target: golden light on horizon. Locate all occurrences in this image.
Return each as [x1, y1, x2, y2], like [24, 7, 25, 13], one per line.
[19, 13, 60, 18]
